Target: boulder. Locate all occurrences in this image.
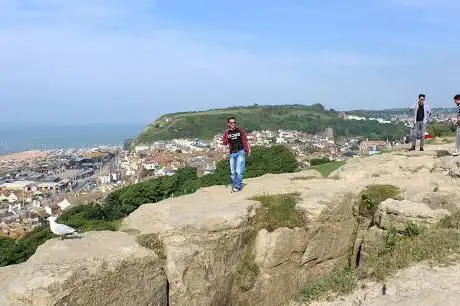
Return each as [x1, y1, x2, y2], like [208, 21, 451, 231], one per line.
[0, 231, 167, 306]
[374, 199, 450, 231]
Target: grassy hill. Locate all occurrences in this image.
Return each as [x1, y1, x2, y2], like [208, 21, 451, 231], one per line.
[136, 104, 407, 143]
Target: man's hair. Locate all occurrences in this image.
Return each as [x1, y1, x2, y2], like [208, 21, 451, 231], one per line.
[227, 116, 236, 123]
[454, 94, 460, 100]
[419, 94, 426, 99]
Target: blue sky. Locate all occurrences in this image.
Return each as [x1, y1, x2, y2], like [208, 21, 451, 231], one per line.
[2, 0, 460, 124]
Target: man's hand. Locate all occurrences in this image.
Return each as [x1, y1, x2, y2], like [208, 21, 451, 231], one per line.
[222, 153, 228, 160]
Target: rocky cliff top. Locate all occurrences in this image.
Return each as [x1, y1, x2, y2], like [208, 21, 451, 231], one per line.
[1, 141, 459, 305]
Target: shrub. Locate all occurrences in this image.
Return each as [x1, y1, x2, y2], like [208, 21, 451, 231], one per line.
[359, 184, 401, 218]
[427, 122, 455, 138]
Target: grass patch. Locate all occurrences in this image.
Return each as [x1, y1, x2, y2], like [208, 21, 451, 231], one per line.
[361, 224, 460, 281]
[291, 175, 318, 180]
[296, 268, 357, 303]
[359, 184, 401, 218]
[291, 175, 340, 181]
[312, 161, 345, 177]
[249, 192, 304, 232]
[437, 210, 460, 229]
[136, 233, 166, 259]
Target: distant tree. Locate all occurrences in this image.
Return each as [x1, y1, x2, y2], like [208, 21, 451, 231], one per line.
[427, 122, 455, 137]
[310, 103, 325, 111]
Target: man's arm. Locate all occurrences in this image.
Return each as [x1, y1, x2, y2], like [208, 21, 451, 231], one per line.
[457, 107, 460, 125]
[222, 130, 229, 146]
[239, 128, 251, 156]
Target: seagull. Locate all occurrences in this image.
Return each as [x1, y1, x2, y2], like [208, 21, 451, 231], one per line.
[47, 216, 80, 240]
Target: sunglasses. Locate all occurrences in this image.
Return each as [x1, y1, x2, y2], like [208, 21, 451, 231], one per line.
[228, 121, 236, 124]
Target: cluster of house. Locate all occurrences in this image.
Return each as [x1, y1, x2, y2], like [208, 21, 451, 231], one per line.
[0, 147, 123, 238]
[124, 128, 369, 181]
[0, 188, 74, 239]
[340, 113, 393, 124]
[341, 110, 459, 127]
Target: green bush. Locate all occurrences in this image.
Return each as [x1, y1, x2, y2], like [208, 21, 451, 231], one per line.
[0, 226, 54, 266]
[198, 145, 298, 187]
[427, 122, 456, 138]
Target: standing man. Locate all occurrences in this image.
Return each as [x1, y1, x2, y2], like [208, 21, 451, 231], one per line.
[409, 94, 431, 151]
[453, 94, 460, 156]
[222, 116, 251, 192]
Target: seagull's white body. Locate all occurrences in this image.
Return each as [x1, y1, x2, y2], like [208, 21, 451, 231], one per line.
[47, 216, 80, 239]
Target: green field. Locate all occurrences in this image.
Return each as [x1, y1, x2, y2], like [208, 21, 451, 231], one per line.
[136, 104, 407, 144]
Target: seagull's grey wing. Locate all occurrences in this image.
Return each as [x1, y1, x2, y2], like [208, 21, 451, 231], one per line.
[54, 223, 76, 235]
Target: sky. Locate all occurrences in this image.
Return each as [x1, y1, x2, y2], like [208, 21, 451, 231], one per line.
[2, 0, 460, 124]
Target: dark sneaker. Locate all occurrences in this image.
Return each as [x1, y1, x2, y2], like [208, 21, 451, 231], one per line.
[420, 147, 424, 151]
[408, 146, 416, 151]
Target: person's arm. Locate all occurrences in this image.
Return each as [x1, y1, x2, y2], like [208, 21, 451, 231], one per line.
[457, 107, 460, 125]
[222, 130, 229, 146]
[240, 128, 251, 156]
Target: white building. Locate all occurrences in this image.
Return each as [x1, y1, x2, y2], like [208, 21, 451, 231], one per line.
[57, 199, 73, 211]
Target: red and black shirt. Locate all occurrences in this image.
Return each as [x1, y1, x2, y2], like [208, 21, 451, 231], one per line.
[222, 127, 249, 154]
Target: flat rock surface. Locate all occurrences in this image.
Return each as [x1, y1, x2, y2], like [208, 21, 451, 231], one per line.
[121, 170, 348, 235]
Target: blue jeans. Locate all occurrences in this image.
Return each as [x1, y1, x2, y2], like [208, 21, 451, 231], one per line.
[229, 150, 246, 189]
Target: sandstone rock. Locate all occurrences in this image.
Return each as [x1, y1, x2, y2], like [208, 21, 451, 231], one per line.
[433, 155, 460, 178]
[254, 227, 308, 268]
[120, 172, 359, 306]
[0, 231, 167, 306]
[374, 199, 450, 231]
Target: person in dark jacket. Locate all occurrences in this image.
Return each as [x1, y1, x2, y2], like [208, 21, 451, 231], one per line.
[222, 116, 251, 192]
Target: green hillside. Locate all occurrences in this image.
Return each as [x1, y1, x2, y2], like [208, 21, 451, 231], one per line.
[136, 104, 407, 143]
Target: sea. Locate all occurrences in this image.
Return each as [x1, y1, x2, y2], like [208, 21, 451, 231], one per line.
[0, 123, 145, 155]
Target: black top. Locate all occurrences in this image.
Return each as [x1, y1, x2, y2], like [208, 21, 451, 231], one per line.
[416, 104, 424, 122]
[227, 128, 244, 153]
